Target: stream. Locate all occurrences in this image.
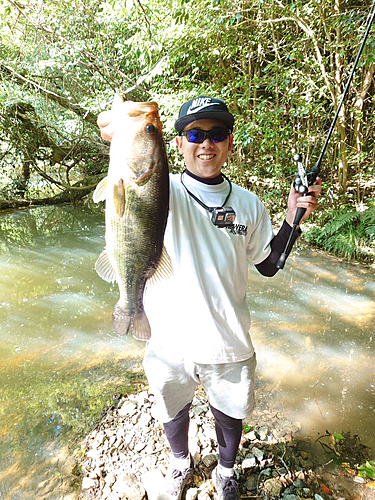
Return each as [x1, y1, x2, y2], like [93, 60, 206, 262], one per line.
[0, 205, 374, 499]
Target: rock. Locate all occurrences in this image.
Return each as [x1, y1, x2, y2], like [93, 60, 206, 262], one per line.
[292, 479, 304, 488]
[263, 478, 283, 498]
[191, 404, 208, 416]
[242, 457, 256, 469]
[243, 430, 257, 441]
[202, 453, 217, 468]
[113, 474, 146, 500]
[244, 475, 257, 491]
[107, 493, 121, 500]
[80, 387, 368, 500]
[251, 446, 264, 461]
[185, 487, 198, 500]
[82, 476, 99, 490]
[118, 400, 137, 417]
[197, 492, 210, 500]
[142, 469, 166, 500]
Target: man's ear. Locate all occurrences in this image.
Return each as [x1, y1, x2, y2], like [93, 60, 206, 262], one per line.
[228, 133, 234, 152]
[175, 136, 184, 155]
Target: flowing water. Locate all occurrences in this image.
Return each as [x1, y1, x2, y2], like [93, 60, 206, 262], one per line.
[0, 205, 374, 499]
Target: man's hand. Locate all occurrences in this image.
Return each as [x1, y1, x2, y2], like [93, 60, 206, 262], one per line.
[97, 110, 115, 142]
[286, 178, 322, 227]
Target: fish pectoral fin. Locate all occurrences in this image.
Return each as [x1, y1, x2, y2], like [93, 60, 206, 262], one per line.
[147, 246, 173, 287]
[95, 250, 116, 283]
[113, 179, 126, 217]
[93, 176, 108, 203]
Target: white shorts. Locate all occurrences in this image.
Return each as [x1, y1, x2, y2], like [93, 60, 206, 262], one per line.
[142, 345, 257, 423]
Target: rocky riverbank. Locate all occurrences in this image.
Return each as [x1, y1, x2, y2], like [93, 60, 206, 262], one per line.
[78, 387, 375, 500]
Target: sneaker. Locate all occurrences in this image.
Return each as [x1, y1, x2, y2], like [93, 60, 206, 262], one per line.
[212, 466, 240, 500]
[163, 455, 194, 500]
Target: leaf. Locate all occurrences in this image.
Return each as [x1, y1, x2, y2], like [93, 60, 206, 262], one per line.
[358, 461, 375, 479]
[332, 433, 345, 442]
[320, 483, 332, 495]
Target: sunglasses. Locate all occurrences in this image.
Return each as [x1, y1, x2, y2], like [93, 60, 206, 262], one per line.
[180, 127, 230, 144]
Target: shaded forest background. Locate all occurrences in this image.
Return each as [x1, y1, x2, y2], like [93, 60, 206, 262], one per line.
[0, 0, 374, 262]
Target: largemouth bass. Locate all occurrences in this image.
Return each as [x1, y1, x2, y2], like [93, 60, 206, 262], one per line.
[93, 96, 170, 340]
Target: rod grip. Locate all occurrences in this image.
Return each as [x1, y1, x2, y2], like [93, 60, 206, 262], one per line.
[276, 203, 307, 269]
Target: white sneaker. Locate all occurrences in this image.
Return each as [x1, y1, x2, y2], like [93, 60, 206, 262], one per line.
[212, 466, 239, 500]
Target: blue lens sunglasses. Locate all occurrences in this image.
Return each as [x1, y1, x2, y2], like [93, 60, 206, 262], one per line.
[180, 127, 230, 144]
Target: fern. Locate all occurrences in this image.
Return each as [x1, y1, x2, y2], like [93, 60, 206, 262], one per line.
[304, 204, 375, 262]
[322, 211, 359, 237]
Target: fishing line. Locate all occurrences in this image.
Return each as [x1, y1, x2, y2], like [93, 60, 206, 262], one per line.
[277, 0, 375, 269]
[314, 0, 375, 173]
[308, 4, 372, 163]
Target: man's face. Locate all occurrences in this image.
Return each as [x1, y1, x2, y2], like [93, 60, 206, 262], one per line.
[175, 119, 233, 179]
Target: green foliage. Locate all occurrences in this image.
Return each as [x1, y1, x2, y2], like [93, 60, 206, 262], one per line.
[332, 433, 345, 442]
[304, 203, 375, 262]
[0, 0, 375, 259]
[358, 460, 375, 479]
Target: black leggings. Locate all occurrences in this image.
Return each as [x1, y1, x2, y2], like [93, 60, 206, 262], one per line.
[163, 402, 242, 468]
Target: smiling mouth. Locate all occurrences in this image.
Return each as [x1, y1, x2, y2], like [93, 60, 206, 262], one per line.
[198, 154, 215, 160]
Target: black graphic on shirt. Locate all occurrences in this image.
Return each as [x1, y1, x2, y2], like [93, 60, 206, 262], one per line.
[226, 223, 248, 236]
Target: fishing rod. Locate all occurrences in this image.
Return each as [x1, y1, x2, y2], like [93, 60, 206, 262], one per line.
[276, 0, 375, 269]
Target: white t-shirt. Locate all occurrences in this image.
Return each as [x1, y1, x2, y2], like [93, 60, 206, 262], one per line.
[144, 172, 274, 364]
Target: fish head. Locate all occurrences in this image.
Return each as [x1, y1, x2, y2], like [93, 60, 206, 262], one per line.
[109, 96, 164, 185]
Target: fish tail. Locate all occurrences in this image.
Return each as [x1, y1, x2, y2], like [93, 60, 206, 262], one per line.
[132, 312, 151, 341]
[112, 304, 132, 335]
[112, 304, 151, 340]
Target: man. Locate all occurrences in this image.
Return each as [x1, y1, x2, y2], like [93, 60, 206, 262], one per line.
[98, 96, 321, 500]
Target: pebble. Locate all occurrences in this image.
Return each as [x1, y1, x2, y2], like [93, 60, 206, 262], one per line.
[78, 387, 365, 500]
[263, 477, 283, 497]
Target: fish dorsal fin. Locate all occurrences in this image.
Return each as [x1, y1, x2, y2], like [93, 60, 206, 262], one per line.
[93, 177, 108, 203]
[95, 250, 116, 283]
[147, 246, 173, 287]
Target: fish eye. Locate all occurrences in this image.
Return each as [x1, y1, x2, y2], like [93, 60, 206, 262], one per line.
[145, 124, 155, 134]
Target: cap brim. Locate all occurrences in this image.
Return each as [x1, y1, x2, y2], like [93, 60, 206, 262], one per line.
[174, 111, 234, 133]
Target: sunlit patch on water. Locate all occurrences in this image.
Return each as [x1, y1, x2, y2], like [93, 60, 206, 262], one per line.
[0, 206, 147, 499]
[248, 249, 375, 457]
[0, 207, 374, 498]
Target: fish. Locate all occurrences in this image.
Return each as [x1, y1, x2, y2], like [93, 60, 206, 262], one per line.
[93, 95, 171, 340]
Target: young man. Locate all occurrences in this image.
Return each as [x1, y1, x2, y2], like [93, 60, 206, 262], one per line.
[98, 96, 321, 500]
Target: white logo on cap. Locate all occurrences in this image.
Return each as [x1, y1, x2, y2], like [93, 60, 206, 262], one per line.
[186, 97, 221, 115]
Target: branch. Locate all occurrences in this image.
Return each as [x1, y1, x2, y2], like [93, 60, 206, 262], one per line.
[262, 5, 336, 104]
[134, 0, 152, 40]
[355, 61, 375, 108]
[0, 174, 104, 211]
[0, 61, 98, 124]
[6, 0, 151, 97]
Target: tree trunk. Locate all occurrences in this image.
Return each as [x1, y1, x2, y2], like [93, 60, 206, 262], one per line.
[0, 175, 103, 212]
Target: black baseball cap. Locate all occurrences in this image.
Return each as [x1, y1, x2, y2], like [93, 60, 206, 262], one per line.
[174, 96, 235, 133]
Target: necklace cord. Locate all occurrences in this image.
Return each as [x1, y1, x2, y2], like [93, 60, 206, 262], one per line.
[180, 170, 232, 212]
